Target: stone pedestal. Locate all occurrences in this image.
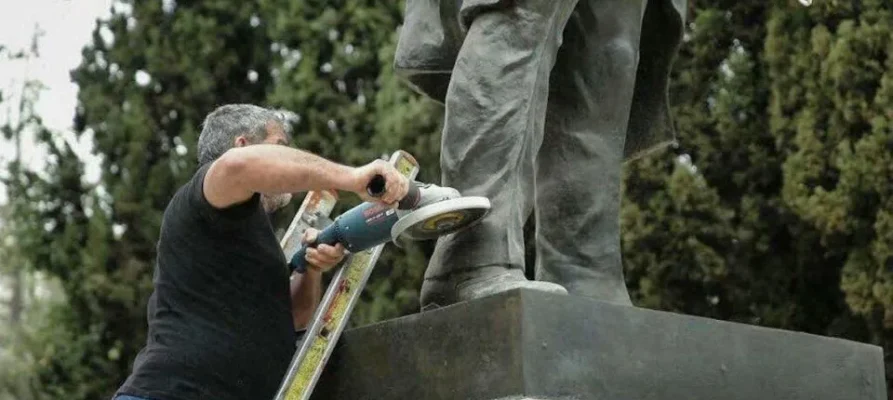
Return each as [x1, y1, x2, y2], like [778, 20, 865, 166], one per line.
[310, 289, 887, 400]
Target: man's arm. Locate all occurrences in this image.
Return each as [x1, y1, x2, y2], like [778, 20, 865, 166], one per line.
[290, 269, 322, 330]
[203, 144, 407, 208]
[290, 229, 345, 330]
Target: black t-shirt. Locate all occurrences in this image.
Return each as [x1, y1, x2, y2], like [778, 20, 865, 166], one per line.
[116, 163, 296, 400]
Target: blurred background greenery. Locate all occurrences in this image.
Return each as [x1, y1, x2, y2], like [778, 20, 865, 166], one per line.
[0, 0, 890, 398]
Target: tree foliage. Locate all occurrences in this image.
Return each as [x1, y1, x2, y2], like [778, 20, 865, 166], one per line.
[0, 36, 83, 400]
[621, 0, 893, 387]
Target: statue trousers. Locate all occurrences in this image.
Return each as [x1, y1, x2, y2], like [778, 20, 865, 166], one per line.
[421, 0, 651, 306]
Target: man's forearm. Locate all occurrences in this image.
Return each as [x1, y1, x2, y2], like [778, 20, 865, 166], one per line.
[290, 269, 323, 330]
[222, 144, 358, 195]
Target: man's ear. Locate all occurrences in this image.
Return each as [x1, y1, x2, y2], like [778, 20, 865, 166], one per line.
[234, 136, 249, 147]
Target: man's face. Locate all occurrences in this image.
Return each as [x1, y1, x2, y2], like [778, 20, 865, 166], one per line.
[237, 121, 293, 213]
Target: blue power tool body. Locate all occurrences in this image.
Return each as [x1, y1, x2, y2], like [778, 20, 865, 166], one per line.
[289, 176, 420, 273]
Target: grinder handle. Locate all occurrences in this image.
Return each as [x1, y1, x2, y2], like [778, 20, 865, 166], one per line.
[288, 224, 341, 273]
[367, 174, 420, 210]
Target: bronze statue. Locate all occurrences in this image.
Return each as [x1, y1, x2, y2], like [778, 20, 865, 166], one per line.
[394, 0, 687, 309]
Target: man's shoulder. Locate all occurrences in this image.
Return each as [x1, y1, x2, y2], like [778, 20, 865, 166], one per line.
[166, 162, 262, 228]
[157, 164, 215, 232]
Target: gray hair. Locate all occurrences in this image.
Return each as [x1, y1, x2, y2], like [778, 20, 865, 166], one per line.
[197, 104, 298, 165]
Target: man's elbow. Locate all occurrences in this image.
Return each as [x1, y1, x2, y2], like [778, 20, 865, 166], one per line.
[212, 149, 251, 183]
[204, 149, 254, 207]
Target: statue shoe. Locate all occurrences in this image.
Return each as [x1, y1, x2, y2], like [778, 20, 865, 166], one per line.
[420, 266, 567, 311]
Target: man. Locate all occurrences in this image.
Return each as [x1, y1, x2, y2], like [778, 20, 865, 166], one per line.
[394, 0, 687, 309]
[114, 104, 409, 400]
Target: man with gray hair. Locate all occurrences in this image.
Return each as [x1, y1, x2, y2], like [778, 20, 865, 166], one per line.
[114, 104, 408, 400]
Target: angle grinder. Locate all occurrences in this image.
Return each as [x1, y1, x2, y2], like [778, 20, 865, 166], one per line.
[288, 175, 490, 273]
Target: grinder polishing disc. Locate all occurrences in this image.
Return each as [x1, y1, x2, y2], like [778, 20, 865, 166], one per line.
[391, 196, 491, 242]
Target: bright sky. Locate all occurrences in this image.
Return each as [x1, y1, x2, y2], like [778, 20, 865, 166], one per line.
[0, 0, 112, 202]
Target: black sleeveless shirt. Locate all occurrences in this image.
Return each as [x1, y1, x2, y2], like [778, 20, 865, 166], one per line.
[117, 163, 296, 400]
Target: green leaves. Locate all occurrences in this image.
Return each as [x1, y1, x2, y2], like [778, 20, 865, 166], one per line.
[622, 0, 892, 386]
[770, 2, 893, 342]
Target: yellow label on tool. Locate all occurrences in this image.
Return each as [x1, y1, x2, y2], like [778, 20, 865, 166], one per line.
[423, 211, 465, 231]
[396, 155, 415, 177]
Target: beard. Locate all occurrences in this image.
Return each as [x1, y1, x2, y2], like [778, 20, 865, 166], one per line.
[261, 192, 292, 213]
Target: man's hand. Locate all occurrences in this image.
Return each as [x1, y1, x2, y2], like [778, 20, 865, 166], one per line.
[301, 228, 346, 273]
[349, 159, 409, 206]
[291, 227, 344, 330]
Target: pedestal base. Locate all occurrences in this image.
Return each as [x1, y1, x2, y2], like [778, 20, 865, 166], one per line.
[311, 289, 886, 400]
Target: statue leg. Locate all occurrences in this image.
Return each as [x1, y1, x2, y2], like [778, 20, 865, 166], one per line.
[420, 0, 579, 310]
[533, 0, 647, 306]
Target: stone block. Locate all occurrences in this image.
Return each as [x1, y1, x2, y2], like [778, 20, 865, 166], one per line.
[311, 289, 887, 400]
